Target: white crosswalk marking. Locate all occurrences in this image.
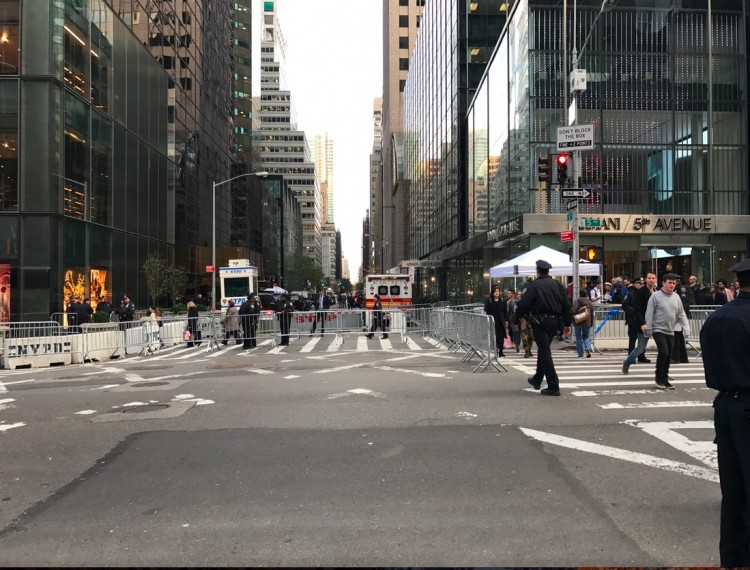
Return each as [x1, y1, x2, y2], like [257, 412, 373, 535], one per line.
[405, 336, 423, 351]
[326, 336, 343, 352]
[600, 401, 711, 409]
[357, 336, 369, 351]
[300, 336, 321, 353]
[379, 337, 393, 350]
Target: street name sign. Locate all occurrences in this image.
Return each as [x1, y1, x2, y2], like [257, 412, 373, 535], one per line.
[583, 218, 601, 228]
[566, 199, 578, 211]
[561, 188, 591, 199]
[557, 124, 594, 151]
[566, 212, 573, 221]
[560, 230, 575, 242]
[206, 265, 215, 273]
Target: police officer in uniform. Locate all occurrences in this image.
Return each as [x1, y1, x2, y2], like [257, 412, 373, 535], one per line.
[513, 259, 573, 396]
[276, 293, 294, 346]
[700, 258, 750, 567]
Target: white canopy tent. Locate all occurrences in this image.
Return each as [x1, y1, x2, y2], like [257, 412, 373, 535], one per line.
[489, 245, 601, 277]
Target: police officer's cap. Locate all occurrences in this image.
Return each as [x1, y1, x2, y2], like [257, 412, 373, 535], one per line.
[248, 292, 255, 298]
[729, 258, 750, 274]
[374, 294, 380, 299]
[535, 259, 552, 271]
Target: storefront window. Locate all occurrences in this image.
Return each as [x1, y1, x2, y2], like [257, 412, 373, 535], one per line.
[0, 80, 17, 211]
[0, 2, 19, 75]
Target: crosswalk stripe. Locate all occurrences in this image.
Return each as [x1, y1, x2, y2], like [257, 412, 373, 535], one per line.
[560, 379, 705, 388]
[207, 343, 243, 358]
[380, 337, 393, 350]
[572, 388, 710, 397]
[300, 336, 321, 353]
[326, 337, 343, 352]
[405, 336, 423, 351]
[357, 336, 369, 351]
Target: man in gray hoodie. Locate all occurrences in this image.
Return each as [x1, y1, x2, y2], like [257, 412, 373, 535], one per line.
[645, 272, 691, 390]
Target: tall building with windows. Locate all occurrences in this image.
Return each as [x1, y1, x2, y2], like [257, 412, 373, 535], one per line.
[380, 0, 425, 273]
[311, 133, 336, 280]
[401, 0, 506, 302]
[368, 98, 383, 274]
[0, 1, 238, 320]
[405, 0, 749, 304]
[252, 0, 322, 267]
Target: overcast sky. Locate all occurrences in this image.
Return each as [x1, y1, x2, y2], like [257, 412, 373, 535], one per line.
[275, 1, 383, 281]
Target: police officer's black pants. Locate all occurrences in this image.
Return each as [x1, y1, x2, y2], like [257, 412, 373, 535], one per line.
[312, 311, 326, 333]
[530, 319, 560, 391]
[714, 394, 750, 567]
[652, 332, 674, 381]
[279, 317, 291, 345]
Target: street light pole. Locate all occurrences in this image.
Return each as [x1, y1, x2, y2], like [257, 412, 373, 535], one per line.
[211, 171, 268, 311]
[568, 0, 616, 300]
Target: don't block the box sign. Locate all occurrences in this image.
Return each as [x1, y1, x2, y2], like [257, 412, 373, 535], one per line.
[3, 336, 73, 369]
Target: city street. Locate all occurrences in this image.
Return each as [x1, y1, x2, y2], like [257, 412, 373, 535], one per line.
[0, 335, 719, 566]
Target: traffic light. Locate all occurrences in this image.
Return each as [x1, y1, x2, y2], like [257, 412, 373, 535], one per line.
[557, 154, 570, 184]
[537, 154, 551, 183]
[581, 245, 603, 263]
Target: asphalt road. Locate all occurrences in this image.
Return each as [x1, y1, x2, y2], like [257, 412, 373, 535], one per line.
[0, 335, 720, 566]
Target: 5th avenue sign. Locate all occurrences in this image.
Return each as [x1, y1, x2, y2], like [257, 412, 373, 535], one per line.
[578, 215, 714, 233]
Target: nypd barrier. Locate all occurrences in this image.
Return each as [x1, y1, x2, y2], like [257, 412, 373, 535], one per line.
[2, 322, 75, 369]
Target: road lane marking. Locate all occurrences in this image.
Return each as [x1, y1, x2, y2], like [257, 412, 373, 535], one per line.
[326, 388, 386, 400]
[405, 337, 423, 351]
[300, 336, 321, 353]
[326, 337, 343, 352]
[0, 422, 25, 432]
[625, 420, 716, 469]
[356, 336, 369, 351]
[520, 427, 718, 483]
[314, 362, 368, 375]
[372, 365, 447, 378]
[600, 401, 712, 409]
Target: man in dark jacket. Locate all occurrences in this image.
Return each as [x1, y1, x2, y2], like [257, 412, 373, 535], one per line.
[622, 272, 656, 374]
[75, 298, 93, 326]
[239, 294, 260, 349]
[311, 289, 332, 336]
[276, 293, 294, 346]
[513, 259, 572, 396]
[117, 295, 135, 322]
[96, 296, 113, 316]
[366, 294, 388, 339]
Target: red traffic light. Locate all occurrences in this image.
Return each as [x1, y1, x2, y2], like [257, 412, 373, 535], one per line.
[557, 154, 569, 166]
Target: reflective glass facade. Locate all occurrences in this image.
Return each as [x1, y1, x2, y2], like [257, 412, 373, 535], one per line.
[1, 1, 236, 320]
[402, 0, 506, 261]
[460, 0, 749, 298]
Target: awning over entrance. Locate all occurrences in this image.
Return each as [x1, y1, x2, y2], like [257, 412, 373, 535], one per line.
[489, 245, 601, 277]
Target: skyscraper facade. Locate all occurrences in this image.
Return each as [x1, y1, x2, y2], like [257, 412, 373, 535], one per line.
[1, 0, 237, 320]
[369, 98, 383, 274]
[379, 0, 425, 273]
[253, 0, 322, 267]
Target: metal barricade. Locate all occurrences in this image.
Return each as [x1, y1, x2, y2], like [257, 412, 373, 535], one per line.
[451, 311, 506, 373]
[1, 321, 76, 369]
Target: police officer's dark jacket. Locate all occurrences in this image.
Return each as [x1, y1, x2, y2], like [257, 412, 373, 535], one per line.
[700, 290, 750, 392]
[514, 275, 572, 327]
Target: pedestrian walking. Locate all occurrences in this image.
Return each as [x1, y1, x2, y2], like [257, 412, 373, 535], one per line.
[239, 293, 260, 349]
[221, 299, 241, 345]
[622, 273, 656, 374]
[147, 304, 162, 350]
[276, 293, 294, 345]
[185, 300, 201, 347]
[513, 259, 573, 396]
[644, 273, 690, 389]
[671, 282, 691, 364]
[571, 290, 593, 359]
[366, 293, 388, 339]
[506, 290, 522, 354]
[484, 286, 508, 357]
[311, 288, 332, 336]
[700, 258, 750, 567]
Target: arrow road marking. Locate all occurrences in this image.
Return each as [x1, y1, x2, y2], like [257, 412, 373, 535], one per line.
[600, 401, 712, 409]
[520, 427, 718, 483]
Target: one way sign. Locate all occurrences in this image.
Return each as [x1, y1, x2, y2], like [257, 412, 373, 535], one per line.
[561, 188, 591, 199]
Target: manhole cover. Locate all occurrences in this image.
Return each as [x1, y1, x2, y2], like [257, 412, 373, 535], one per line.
[128, 365, 172, 371]
[130, 382, 170, 387]
[121, 404, 170, 414]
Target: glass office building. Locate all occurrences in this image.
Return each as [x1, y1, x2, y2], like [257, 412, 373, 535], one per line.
[401, 0, 506, 303]
[404, 0, 748, 303]
[0, 1, 238, 321]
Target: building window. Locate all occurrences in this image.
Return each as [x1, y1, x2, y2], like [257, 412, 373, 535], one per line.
[399, 79, 406, 92]
[399, 36, 408, 49]
[399, 58, 409, 71]
[416, 15, 421, 27]
[399, 15, 408, 27]
[399, 0, 408, 4]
